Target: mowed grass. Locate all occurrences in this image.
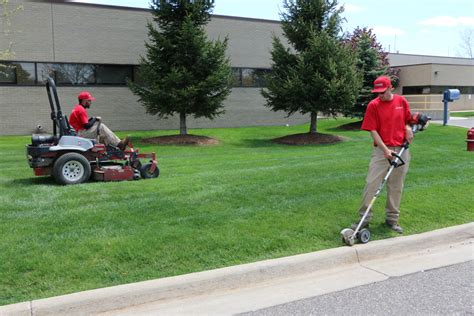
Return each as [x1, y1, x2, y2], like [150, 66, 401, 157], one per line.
[0, 119, 473, 305]
[451, 111, 474, 117]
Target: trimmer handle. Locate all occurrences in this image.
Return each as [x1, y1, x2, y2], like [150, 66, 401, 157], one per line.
[390, 152, 405, 168]
[388, 141, 409, 168]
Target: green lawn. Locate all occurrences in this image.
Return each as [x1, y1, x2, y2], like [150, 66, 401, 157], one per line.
[451, 111, 474, 117]
[1, 119, 473, 305]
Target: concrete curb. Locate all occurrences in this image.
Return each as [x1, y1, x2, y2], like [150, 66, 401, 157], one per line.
[2, 222, 473, 316]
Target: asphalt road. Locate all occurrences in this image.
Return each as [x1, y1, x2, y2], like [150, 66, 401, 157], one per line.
[242, 261, 474, 316]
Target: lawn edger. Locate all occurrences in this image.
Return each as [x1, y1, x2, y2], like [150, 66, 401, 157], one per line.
[340, 112, 431, 246]
[26, 78, 159, 185]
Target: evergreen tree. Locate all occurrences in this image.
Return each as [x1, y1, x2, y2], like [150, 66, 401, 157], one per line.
[262, 0, 362, 134]
[129, 0, 233, 135]
[343, 27, 399, 118]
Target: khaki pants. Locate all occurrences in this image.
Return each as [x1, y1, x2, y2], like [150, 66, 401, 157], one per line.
[359, 146, 411, 224]
[78, 121, 120, 147]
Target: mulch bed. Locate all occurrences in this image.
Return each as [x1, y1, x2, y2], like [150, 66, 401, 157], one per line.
[272, 133, 346, 145]
[141, 134, 219, 145]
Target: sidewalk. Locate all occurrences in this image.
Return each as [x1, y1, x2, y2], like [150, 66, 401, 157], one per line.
[1, 222, 473, 315]
[431, 117, 474, 129]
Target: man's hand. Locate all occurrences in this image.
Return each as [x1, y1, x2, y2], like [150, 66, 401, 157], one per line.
[383, 148, 395, 160]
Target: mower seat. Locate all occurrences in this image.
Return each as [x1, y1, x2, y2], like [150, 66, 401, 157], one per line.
[31, 134, 56, 146]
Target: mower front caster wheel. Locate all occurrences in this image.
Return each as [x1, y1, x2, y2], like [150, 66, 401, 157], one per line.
[140, 163, 160, 179]
[53, 152, 91, 185]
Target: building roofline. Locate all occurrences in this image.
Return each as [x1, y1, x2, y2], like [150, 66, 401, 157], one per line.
[393, 63, 474, 68]
[388, 52, 473, 61]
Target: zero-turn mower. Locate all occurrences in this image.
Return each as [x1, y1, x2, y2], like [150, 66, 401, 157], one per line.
[26, 78, 159, 185]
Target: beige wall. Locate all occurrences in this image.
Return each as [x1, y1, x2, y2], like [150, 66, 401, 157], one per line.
[388, 53, 474, 67]
[393, 64, 474, 115]
[395, 64, 474, 87]
[1, 1, 472, 135]
[1, 0, 302, 136]
[0, 86, 307, 135]
[3, 0, 282, 66]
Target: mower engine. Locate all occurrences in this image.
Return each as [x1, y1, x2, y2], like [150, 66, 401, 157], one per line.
[410, 112, 431, 133]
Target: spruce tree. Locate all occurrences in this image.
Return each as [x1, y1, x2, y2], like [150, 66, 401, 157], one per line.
[343, 27, 399, 118]
[129, 0, 233, 135]
[262, 0, 362, 134]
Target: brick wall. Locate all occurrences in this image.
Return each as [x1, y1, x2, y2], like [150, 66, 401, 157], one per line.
[0, 86, 308, 135]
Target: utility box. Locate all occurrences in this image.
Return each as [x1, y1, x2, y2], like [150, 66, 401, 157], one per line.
[443, 89, 460, 102]
[442, 89, 461, 125]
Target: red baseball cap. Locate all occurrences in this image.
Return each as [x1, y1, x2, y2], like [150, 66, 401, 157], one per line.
[78, 91, 96, 101]
[371, 76, 392, 93]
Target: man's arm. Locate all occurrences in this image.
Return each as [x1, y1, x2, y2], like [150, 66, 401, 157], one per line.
[405, 124, 414, 143]
[83, 117, 97, 129]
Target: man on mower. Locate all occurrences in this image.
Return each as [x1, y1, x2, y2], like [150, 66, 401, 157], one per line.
[352, 76, 413, 234]
[69, 91, 129, 150]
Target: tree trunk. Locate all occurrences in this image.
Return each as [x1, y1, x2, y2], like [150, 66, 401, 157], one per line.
[180, 112, 187, 135]
[309, 112, 317, 134]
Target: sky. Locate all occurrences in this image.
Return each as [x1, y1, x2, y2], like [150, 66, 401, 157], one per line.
[72, 0, 474, 58]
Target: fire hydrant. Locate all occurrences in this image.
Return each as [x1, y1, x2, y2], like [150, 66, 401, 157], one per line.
[467, 128, 474, 151]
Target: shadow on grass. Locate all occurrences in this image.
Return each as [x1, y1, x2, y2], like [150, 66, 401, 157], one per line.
[328, 120, 363, 132]
[239, 138, 278, 148]
[10, 176, 58, 186]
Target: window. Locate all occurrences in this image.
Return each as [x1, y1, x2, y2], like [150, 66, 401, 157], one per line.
[15, 63, 36, 84]
[253, 69, 270, 87]
[1, 61, 272, 87]
[55, 64, 95, 85]
[241, 68, 255, 87]
[0, 63, 16, 84]
[232, 68, 242, 87]
[231, 67, 272, 87]
[0, 62, 36, 84]
[36, 63, 55, 84]
[96, 65, 133, 85]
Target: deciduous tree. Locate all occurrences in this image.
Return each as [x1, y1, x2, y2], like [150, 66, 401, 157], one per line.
[343, 27, 399, 118]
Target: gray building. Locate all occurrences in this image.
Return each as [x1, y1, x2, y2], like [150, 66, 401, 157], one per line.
[0, 0, 473, 135]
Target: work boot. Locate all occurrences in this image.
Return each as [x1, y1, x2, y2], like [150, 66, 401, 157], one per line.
[117, 135, 130, 151]
[385, 220, 403, 234]
[351, 221, 369, 231]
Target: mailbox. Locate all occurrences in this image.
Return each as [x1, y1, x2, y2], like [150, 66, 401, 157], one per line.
[443, 89, 460, 102]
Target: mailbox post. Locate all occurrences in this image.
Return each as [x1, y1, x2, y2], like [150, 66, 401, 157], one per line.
[442, 89, 460, 126]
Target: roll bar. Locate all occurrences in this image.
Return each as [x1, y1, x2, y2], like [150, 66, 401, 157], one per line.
[46, 77, 76, 137]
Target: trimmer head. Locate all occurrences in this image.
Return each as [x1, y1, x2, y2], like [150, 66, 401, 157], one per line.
[340, 227, 371, 246]
[340, 228, 355, 246]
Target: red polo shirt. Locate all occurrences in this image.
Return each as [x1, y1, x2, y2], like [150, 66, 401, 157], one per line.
[69, 104, 89, 132]
[361, 94, 411, 146]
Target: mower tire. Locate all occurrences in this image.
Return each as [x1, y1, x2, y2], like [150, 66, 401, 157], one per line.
[53, 152, 91, 185]
[140, 163, 159, 179]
